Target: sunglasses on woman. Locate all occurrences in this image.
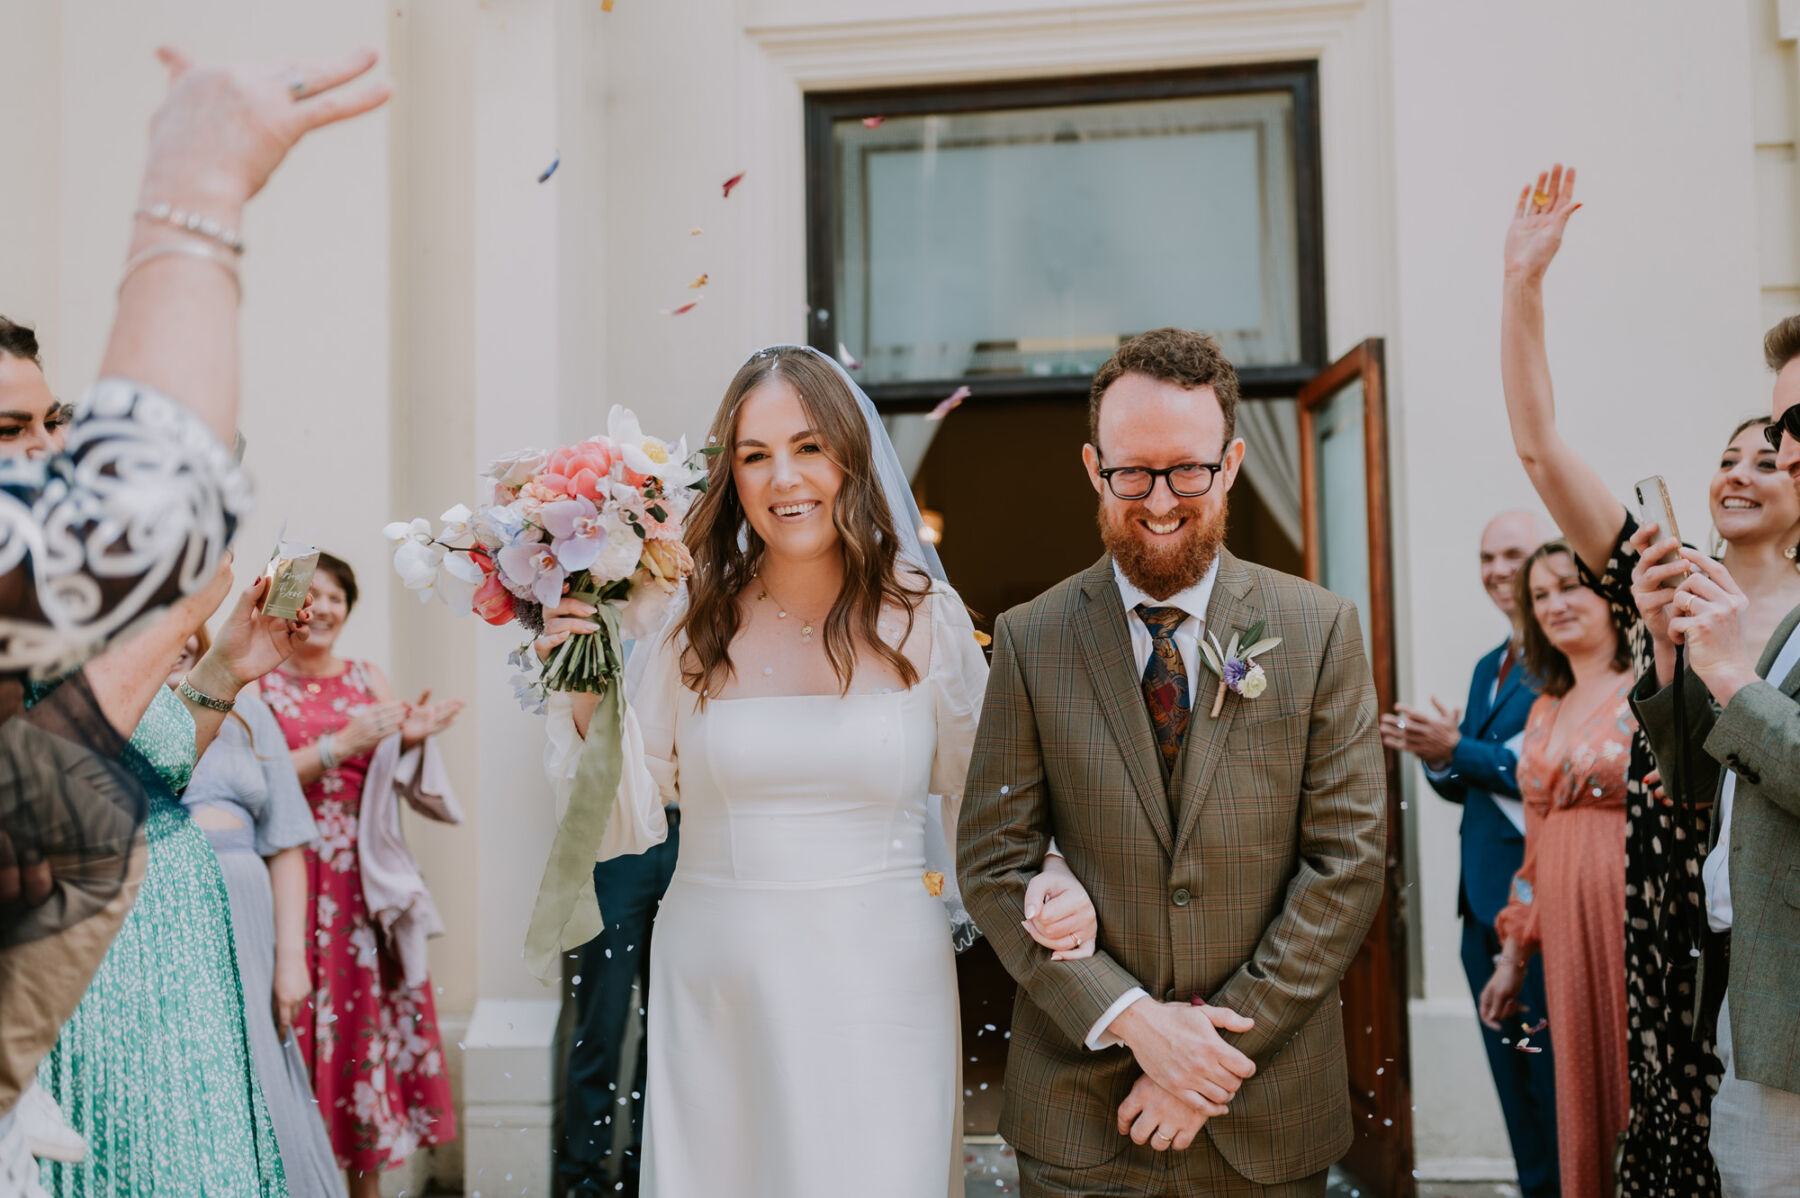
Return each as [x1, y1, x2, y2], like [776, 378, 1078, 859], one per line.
[1763, 402, 1800, 451]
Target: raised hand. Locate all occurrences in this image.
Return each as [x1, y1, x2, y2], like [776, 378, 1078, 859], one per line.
[1503, 163, 1580, 282]
[1022, 853, 1099, 960]
[199, 576, 312, 693]
[1479, 955, 1527, 1030]
[1118, 1073, 1211, 1149]
[140, 46, 391, 213]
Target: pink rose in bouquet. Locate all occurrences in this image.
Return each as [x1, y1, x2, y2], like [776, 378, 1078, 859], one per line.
[384, 407, 712, 698]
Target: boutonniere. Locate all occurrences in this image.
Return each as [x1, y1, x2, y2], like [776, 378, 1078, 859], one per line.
[1198, 619, 1282, 718]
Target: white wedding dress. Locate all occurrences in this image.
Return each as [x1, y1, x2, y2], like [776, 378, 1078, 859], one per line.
[545, 582, 987, 1198]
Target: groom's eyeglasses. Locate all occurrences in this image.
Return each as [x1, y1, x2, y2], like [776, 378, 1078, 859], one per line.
[1764, 402, 1800, 452]
[1095, 458, 1225, 501]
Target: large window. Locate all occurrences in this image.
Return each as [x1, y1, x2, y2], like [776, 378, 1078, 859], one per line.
[806, 64, 1324, 406]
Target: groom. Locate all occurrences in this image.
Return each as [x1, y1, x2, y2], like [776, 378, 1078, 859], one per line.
[958, 328, 1388, 1196]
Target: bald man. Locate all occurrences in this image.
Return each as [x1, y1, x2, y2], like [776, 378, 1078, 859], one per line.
[1380, 510, 1559, 1198]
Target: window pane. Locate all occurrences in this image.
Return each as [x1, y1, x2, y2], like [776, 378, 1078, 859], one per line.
[832, 91, 1301, 385]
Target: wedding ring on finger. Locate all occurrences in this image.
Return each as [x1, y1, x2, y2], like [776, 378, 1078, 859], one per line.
[1395, 716, 1408, 732]
[287, 73, 309, 100]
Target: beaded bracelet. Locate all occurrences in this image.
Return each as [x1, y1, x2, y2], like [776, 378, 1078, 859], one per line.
[135, 202, 246, 254]
[317, 731, 339, 771]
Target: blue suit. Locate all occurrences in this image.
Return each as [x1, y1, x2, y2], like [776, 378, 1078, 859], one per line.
[1424, 640, 1559, 1198]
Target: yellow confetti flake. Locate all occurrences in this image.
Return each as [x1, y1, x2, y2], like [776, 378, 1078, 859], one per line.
[690, 227, 703, 236]
[689, 273, 709, 289]
[601, 0, 614, 10]
[972, 630, 992, 648]
[923, 871, 945, 897]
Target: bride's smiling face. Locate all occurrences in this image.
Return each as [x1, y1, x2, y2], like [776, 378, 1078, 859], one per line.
[732, 377, 845, 563]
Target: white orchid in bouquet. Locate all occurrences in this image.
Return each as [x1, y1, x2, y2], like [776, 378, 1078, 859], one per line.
[384, 406, 714, 983]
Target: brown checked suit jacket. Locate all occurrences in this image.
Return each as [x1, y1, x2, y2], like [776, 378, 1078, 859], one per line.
[956, 552, 1388, 1184]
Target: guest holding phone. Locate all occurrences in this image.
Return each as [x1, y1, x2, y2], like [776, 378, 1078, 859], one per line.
[1498, 164, 1800, 1194]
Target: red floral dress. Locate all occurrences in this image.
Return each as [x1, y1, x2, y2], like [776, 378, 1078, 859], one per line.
[262, 662, 456, 1173]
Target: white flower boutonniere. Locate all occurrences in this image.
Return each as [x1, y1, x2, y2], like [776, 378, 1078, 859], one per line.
[1198, 619, 1283, 718]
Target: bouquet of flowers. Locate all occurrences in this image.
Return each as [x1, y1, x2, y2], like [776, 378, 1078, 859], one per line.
[383, 406, 710, 980]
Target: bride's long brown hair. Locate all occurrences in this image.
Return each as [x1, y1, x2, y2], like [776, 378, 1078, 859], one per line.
[676, 347, 927, 702]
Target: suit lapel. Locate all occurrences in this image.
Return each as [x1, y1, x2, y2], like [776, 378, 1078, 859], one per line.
[1171, 552, 1258, 857]
[1074, 558, 1176, 854]
[1472, 645, 1522, 737]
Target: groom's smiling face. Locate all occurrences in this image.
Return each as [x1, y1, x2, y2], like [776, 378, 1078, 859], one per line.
[1084, 372, 1245, 601]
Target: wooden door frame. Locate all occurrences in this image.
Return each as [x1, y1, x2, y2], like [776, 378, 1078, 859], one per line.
[1296, 337, 1415, 1197]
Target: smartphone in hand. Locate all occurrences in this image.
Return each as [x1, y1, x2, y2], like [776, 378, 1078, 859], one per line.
[1634, 475, 1683, 588]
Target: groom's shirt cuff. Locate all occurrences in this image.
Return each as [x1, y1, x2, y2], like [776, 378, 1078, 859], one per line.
[1085, 988, 1149, 1050]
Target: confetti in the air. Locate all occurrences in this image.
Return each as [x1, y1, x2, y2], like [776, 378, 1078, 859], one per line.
[862, 116, 886, 128]
[923, 871, 945, 897]
[722, 172, 747, 198]
[926, 385, 971, 421]
[601, 0, 615, 10]
[689, 273, 709, 289]
[836, 342, 864, 370]
[663, 297, 703, 316]
[538, 154, 560, 183]
[690, 227, 704, 236]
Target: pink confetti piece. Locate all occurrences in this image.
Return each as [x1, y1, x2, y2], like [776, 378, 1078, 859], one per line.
[662, 296, 703, 316]
[1522, 1017, 1548, 1034]
[836, 342, 864, 370]
[926, 385, 970, 420]
[862, 116, 885, 128]
[722, 172, 747, 198]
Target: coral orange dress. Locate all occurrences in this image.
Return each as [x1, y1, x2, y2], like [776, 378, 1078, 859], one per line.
[1496, 678, 1633, 1198]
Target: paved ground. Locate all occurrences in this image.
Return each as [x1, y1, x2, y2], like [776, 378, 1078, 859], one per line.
[963, 1143, 1520, 1198]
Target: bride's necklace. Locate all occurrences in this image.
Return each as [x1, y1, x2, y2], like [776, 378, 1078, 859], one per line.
[754, 577, 827, 645]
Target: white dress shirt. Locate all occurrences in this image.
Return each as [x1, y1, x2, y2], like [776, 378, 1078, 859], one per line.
[1080, 558, 1221, 1050]
[1705, 620, 1800, 932]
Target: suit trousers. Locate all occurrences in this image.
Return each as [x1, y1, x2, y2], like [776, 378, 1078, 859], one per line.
[0, 838, 145, 1116]
[560, 811, 679, 1194]
[1711, 994, 1800, 1198]
[1017, 1139, 1328, 1197]
[1459, 916, 1560, 1198]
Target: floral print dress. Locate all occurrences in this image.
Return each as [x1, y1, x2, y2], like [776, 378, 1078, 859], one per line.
[262, 663, 455, 1174]
[1577, 514, 1722, 1196]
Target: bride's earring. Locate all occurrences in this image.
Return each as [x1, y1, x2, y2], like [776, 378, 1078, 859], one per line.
[1787, 544, 1800, 574]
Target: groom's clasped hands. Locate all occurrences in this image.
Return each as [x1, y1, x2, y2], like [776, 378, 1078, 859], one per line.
[1109, 997, 1257, 1149]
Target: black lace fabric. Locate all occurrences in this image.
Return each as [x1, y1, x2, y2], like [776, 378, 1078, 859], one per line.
[0, 380, 247, 944]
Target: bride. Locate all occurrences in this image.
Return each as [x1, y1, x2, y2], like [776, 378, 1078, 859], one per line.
[537, 345, 1096, 1196]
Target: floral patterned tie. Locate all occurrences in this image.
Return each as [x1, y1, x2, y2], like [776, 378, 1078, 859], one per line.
[1136, 604, 1190, 784]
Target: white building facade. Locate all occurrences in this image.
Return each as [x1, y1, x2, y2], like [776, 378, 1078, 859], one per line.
[5, 0, 1799, 1192]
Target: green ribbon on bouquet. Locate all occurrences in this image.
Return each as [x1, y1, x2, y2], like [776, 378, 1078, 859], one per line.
[523, 600, 625, 983]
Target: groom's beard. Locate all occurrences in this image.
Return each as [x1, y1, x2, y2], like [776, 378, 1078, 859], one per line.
[1099, 491, 1229, 601]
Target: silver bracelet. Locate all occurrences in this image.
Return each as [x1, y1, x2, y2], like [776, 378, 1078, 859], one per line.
[316, 731, 339, 771]
[178, 677, 235, 713]
[135, 202, 246, 254]
[119, 241, 241, 300]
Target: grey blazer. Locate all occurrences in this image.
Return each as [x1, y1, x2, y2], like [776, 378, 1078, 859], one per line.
[1633, 602, 1800, 1094]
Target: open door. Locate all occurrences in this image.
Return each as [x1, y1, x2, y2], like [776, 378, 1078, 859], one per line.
[1296, 338, 1415, 1197]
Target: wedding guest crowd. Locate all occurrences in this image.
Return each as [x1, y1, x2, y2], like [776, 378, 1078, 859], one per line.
[0, 43, 468, 1198]
[9, 33, 1800, 1198]
[1379, 164, 1800, 1198]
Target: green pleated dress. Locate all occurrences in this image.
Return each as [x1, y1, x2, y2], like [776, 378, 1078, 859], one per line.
[37, 684, 288, 1196]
